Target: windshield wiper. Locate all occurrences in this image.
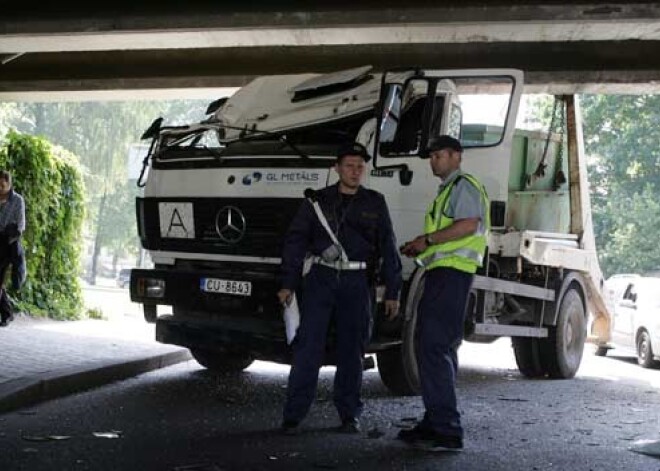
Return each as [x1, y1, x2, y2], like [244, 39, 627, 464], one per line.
[147, 121, 310, 161]
[203, 145, 224, 160]
[220, 123, 309, 160]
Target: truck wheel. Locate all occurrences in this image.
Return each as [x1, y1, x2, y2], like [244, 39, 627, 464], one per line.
[376, 345, 417, 396]
[190, 348, 254, 373]
[376, 270, 425, 396]
[512, 337, 546, 378]
[540, 286, 586, 379]
[636, 330, 659, 368]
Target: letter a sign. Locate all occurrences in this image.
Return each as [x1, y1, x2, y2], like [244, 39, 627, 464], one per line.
[159, 202, 195, 239]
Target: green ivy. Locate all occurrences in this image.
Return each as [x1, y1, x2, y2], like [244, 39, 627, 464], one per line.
[0, 130, 85, 319]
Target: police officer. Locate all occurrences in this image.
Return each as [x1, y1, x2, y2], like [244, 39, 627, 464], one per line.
[398, 135, 490, 451]
[277, 142, 402, 434]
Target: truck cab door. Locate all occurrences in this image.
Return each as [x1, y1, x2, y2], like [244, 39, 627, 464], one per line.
[370, 69, 524, 262]
[374, 69, 522, 196]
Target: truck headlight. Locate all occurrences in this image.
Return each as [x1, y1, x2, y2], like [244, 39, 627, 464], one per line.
[137, 277, 165, 298]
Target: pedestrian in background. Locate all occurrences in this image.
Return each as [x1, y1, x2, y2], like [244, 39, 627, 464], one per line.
[0, 170, 26, 327]
[277, 143, 402, 434]
[399, 135, 490, 451]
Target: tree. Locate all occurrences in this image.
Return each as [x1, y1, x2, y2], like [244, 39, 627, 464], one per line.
[97, 180, 142, 269]
[581, 94, 660, 276]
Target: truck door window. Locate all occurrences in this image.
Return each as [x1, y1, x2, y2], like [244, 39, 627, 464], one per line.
[454, 76, 514, 148]
[379, 79, 429, 157]
[379, 84, 402, 145]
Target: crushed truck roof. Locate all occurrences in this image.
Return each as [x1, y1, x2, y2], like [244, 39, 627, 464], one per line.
[215, 66, 384, 141]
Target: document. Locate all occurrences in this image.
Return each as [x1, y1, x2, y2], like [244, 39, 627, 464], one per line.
[283, 294, 300, 345]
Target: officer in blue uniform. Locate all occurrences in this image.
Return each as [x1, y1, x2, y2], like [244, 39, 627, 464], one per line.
[277, 142, 402, 434]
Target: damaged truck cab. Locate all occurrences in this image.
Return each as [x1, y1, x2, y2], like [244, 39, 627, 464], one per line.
[130, 66, 612, 394]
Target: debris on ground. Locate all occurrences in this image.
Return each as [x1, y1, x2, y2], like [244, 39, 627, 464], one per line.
[21, 435, 71, 442]
[630, 439, 660, 458]
[497, 397, 530, 402]
[92, 431, 122, 439]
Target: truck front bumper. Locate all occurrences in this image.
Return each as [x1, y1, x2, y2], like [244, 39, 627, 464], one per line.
[129, 267, 281, 316]
[156, 314, 290, 363]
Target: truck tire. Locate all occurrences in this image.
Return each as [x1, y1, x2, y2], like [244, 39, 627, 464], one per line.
[376, 346, 417, 396]
[512, 337, 546, 378]
[636, 330, 659, 369]
[376, 270, 425, 396]
[190, 348, 254, 373]
[539, 285, 586, 379]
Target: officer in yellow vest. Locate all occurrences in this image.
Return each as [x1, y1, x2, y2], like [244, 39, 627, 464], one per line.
[398, 135, 489, 452]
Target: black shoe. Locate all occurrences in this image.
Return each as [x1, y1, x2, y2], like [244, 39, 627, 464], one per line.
[410, 431, 463, 452]
[280, 420, 299, 435]
[337, 418, 360, 434]
[0, 314, 12, 327]
[397, 424, 432, 443]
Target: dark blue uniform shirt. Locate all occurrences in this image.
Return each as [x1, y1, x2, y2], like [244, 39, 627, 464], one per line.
[281, 184, 402, 300]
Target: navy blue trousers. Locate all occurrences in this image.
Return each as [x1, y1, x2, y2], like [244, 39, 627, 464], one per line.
[417, 267, 473, 438]
[283, 265, 371, 423]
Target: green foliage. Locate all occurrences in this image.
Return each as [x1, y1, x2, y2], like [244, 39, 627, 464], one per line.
[580, 94, 660, 277]
[519, 95, 555, 131]
[598, 185, 660, 275]
[0, 130, 85, 319]
[97, 181, 141, 259]
[85, 307, 106, 320]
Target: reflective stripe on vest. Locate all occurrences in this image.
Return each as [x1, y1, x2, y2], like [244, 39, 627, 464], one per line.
[415, 173, 490, 274]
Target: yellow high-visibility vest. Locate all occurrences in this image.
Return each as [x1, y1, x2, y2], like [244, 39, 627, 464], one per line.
[416, 173, 490, 274]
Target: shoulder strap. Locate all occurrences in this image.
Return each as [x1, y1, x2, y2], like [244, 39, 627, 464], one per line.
[308, 199, 349, 262]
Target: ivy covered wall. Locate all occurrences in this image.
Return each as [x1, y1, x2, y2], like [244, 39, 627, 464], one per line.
[0, 131, 85, 319]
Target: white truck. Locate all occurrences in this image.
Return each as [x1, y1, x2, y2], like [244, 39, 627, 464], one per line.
[130, 66, 612, 394]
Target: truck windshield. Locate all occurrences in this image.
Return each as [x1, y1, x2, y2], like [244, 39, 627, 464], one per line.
[154, 109, 373, 167]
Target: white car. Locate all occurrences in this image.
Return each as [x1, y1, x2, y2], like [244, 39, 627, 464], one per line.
[597, 276, 660, 368]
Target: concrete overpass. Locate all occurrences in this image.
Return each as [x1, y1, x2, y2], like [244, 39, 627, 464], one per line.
[2, 1, 660, 100]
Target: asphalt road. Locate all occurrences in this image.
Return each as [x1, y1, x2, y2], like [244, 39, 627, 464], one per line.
[1, 339, 659, 471]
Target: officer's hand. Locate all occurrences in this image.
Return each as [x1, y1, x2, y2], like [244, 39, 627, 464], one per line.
[400, 235, 427, 258]
[384, 299, 400, 320]
[277, 289, 293, 306]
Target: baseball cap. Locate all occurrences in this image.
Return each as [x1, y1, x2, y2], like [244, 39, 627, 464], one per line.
[336, 142, 371, 163]
[426, 135, 463, 156]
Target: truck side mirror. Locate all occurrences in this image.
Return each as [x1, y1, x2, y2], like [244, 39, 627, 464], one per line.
[399, 168, 413, 186]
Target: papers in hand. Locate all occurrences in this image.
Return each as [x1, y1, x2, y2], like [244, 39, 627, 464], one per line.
[283, 293, 300, 345]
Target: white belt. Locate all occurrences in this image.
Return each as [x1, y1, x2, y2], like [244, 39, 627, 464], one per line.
[313, 257, 367, 271]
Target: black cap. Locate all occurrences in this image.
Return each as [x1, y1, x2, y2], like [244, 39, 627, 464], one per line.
[426, 135, 463, 156]
[336, 142, 371, 163]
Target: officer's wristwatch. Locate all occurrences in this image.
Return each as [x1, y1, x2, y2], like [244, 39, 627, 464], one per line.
[424, 234, 434, 246]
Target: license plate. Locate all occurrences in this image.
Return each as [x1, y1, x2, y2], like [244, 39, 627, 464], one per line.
[200, 278, 252, 296]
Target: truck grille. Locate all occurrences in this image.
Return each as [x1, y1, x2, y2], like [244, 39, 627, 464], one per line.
[138, 197, 302, 258]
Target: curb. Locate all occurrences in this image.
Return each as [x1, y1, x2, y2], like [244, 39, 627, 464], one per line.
[0, 349, 192, 414]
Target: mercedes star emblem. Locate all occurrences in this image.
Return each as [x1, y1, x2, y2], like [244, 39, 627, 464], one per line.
[215, 206, 247, 244]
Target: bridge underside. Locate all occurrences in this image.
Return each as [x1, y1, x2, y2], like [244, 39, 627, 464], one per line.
[2, 1, 660, 99]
